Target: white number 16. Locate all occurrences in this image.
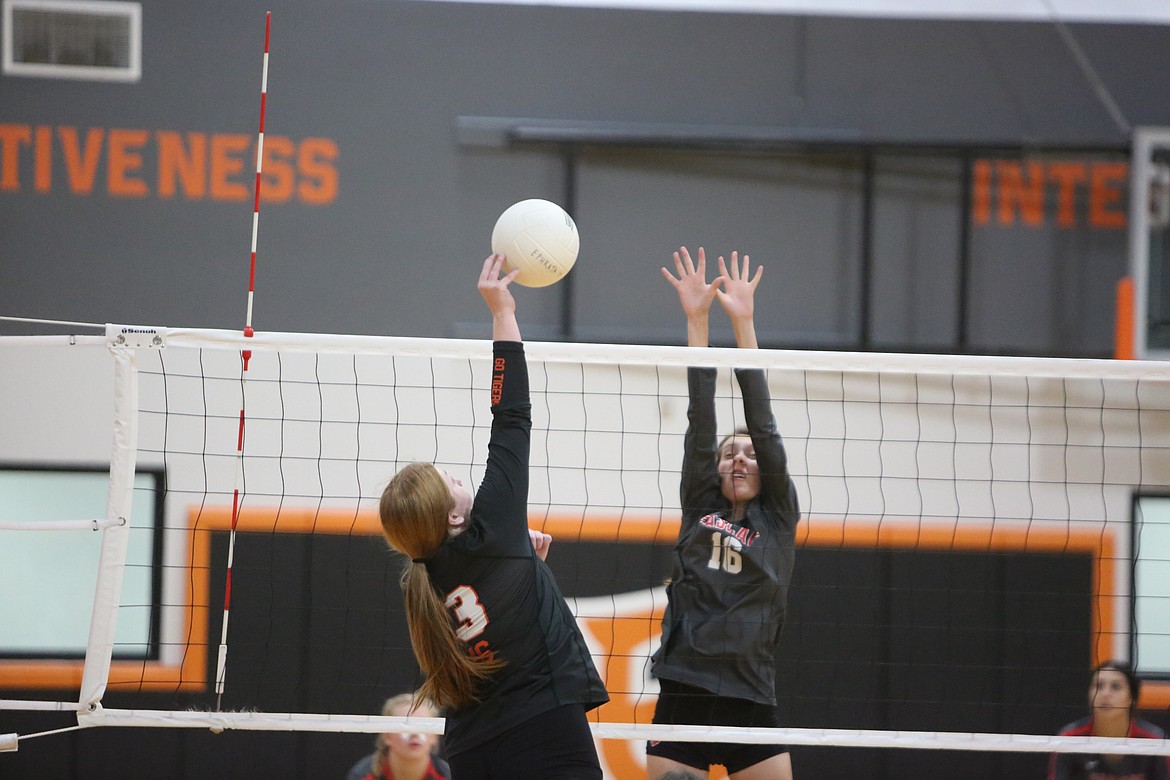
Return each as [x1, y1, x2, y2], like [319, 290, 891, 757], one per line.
[706, 533, 743, 574]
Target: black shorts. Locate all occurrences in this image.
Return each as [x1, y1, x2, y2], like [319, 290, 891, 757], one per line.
[645, 679, 789, 775]
[447, 703, 601, 780]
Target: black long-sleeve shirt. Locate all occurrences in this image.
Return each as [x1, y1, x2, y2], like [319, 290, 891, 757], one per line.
[651, 366, 801, 705]
[422, 341, 608, 756]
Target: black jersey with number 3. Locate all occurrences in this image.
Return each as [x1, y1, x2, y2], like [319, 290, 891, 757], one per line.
[421, 341, 608, 757]
[651, 366, 801, 706]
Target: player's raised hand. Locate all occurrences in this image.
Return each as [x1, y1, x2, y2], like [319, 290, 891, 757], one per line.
[479, 253, 522, 341]
[715, 251, 762, 324]
[661, 246, 723, 320]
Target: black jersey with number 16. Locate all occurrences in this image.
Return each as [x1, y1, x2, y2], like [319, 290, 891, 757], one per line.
[651, 366, 801, 706]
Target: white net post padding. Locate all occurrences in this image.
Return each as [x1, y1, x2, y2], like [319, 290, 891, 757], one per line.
[78, 344, 140, 712]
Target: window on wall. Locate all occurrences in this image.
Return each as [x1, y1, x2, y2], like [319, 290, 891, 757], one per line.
[1133, 493, 1170, 676]
[2, 0, 142, 82]
[0, 465, 162, 659]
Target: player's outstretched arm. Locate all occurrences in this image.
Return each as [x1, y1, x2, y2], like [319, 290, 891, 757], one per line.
[479, 253, 522, 342]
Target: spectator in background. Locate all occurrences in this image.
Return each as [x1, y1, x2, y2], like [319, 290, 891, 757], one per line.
[1048, 660, 1169, 780]
[346, 692, 450, 780]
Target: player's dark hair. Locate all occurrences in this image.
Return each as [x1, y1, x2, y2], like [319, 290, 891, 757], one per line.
[1093, 659, 1141, 706]
[717, 425, 751, 453]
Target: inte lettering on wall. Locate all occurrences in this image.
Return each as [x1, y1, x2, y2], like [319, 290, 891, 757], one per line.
[972, 158, 1128, 229]
[0, 123, 339, 205]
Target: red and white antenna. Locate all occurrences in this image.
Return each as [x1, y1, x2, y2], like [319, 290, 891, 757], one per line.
[215, 10, 271, 708]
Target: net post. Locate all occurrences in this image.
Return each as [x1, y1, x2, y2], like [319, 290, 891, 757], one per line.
[77, 344, 140, 710]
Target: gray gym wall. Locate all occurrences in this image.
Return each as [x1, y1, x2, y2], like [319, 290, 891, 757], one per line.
[2, 0, 1169, 356]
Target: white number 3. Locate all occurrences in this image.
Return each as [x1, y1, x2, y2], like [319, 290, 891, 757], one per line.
[445, 585, 489, 641]
[706, 532, 743, 574]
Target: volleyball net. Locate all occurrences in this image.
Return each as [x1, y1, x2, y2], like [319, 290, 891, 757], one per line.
[1, 324, 1169, 776]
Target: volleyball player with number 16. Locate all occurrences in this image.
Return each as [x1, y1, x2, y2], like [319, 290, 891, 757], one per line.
[379, 254, 608, 780]
[648, 247, 801, 780]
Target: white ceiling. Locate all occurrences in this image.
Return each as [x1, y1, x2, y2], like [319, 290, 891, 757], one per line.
[409, 0, 1170, 25]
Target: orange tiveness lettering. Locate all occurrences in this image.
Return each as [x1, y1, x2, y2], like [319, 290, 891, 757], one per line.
[0, 122, 338, 205]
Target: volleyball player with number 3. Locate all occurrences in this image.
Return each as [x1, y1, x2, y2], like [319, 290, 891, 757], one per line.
[649, 247, 801, 780]
[378, 254, 608, 780]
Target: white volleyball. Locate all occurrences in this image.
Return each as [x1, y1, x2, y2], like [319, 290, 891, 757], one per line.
[490, 199, 579, 288]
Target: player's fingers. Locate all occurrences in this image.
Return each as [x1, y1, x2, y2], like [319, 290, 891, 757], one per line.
[478, 255, 502, 290]
[500, 264, 520, 285]
[479, 254, 498, 280]
[749, 263, 763, 288]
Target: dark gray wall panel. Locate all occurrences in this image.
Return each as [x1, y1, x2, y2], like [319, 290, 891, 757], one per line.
[3, 1, 1166, 353]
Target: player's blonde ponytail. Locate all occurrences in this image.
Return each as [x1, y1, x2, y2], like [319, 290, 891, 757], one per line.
[379, 462, 503, 709]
